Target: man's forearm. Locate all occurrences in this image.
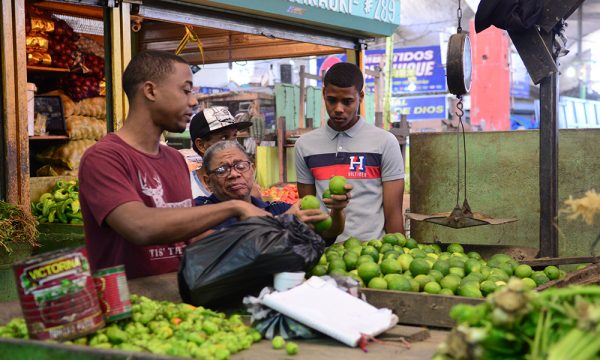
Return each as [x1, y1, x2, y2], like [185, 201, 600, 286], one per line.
[384, 206, 405, 234]
[106, 200, 244, 246]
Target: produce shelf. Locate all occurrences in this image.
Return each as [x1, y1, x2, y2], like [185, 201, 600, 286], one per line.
[29, 135, 70, 140]
[27, 66, 70, 73]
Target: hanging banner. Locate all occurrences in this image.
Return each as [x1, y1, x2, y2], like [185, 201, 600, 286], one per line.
[317, 45, 447, 94]
[391, 95, 448, 121]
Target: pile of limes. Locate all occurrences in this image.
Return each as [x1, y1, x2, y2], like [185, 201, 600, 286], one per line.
[309, 235, 566, 298]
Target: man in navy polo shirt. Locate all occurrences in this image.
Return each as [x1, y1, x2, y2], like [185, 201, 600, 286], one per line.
[295, 62, 405, 243]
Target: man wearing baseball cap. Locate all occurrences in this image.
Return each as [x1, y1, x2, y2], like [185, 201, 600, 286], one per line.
[189, 106, 253, 198]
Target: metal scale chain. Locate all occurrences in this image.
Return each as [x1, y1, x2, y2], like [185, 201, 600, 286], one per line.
[455, 96, 467, 208]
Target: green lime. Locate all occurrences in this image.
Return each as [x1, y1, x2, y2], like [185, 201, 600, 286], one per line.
[329, 176, 348, 195]
[531, 271, 550, 286]
[397, 254, 414, 271]
[357, 254, 375, 266]
[544, 265, 560, 280]
[328, 258, 346, 273]
[410, 249, 427, 259]
[347, 246, 363, 257]
[409, 258, 431, 276]
[439, 252, 451, 261]
[507, 259, 520, 272]
[480, 280, 497, 296]
[490, 253, 512, 264]
[449, 258, 465, 269]
[395, 233, 407, 247]
[379, 243, 394, 254]
[424, 281, 442, 294]
[479, 266, 491, 279]
[272, 336, 285, 349]
[380, 258, 403, 275]
[467, 251, 482, 260]
[467, 272, 484, 282]
[361, 246, 379, 262]
[432, 260, 450, 276]
[382, 234, 399, 246]
[318, 254, 327, 265]
[489, 268, 509, 282]
[464, 259, 481, 274]
[310, 264, 327, 276]
[322, 189, 331, 199]
[383, 251, 400, 260]
[344, 238, 362, 249]
[448, 267, 465, 278]
[300, 195, 320, 210]
[328, 268, 347, 276]
[495, 262, 513, 277]
[422, 245, 435, 254]
[368, 277, 388, 290]
[414, 274, 434, 291]
[368, 239, 383, 250]
[457, 285, 483, 298]
[314, 216, 332, 233]
[514, 264, 533, 279]
[521, 277, 537, 290]
[447, 243, 464, 254]
[429, 269, 444, 282]
[438, 288, 454, 296]
[343, 252, 359, 271]
[408, 278, 420, 292]
[405, 238, 419, 249]
[286, 342, 299, 355]
[357, 262, 381, 284]
[385, 274, 412, 291]
[440, 274, 461, 292]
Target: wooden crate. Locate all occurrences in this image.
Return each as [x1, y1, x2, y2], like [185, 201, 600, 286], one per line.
[361, 288, 484, 328]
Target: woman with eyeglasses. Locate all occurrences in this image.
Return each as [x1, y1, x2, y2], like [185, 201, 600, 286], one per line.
[195, 140, 351, 243]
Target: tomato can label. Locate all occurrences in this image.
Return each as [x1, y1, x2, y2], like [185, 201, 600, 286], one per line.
[93, 265, 132, 322]
[13, 247, 104, 341]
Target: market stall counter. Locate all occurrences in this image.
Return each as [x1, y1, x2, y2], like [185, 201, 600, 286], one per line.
[0, 272, 446, 359]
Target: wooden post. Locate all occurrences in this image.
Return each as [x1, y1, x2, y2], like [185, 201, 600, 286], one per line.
[298, 65, 306, 128]
[1, 0, 30, 205]
[277, 117, 287, 184]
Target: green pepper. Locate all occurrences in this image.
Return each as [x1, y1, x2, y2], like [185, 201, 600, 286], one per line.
[106, 326, 128, 345]
[48, 209, 57, 223]
[53, 189, 70, 201]
[39, 193, 53, 203]
[42, 199, 55, 217]
[88, 333, 109, 346]
[71, 199, 80, 214]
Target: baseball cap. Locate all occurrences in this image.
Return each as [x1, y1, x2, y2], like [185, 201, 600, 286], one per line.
[189, 106, 253, 153]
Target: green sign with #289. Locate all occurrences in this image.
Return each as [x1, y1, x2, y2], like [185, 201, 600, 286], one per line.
[186, 0, 400, 37]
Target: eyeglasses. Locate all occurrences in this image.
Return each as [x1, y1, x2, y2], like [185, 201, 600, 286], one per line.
[208, 160, 252, 177]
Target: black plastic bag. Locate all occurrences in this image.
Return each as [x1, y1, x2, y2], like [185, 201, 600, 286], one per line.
[178, 215, 326, 308]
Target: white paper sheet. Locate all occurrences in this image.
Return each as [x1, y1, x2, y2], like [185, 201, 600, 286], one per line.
[261, 276, 398, 347]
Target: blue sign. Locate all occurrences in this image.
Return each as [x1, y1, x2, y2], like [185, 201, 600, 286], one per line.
[317, 45, 447, 95]
[391, 95, 448, 121]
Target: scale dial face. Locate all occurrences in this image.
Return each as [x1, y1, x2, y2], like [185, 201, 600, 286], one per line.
[447, 32, 472, 96]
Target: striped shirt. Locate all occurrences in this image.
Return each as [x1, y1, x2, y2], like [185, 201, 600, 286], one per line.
[295, 118, 404, 242]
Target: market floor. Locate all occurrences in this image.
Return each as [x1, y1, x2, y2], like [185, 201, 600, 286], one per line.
[232, 328, 447, 359]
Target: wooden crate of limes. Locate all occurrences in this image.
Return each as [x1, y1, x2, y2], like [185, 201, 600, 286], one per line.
[309, 234, 566, 328]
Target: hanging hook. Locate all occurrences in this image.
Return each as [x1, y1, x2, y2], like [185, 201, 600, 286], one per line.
[457, 0, 463, 33]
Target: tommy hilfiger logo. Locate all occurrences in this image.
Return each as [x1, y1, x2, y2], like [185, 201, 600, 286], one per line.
[348, 156, 366, 172]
